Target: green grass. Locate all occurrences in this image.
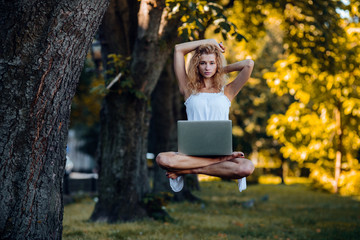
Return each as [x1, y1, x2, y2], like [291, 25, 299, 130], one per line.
[63, 182, 360, 240]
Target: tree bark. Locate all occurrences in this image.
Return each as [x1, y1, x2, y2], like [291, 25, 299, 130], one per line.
[99, 0, 139, 58]
[0, 1, 109, 239]
[91, 0, 182, 222]
[91, 91, 150, 222]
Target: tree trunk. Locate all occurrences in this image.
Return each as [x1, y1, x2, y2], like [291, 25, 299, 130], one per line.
[0, 1, 109, 239]
[280, 157, 288, 184]
[334, 105, 343, 193]
[91, 0, 182, 222]
[98, 0, 139, 58]
[91, 92, 150, 222]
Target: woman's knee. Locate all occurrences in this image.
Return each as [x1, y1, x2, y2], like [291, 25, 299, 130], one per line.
[156, 152, 176, 169]
[234, 158, 255, 178]
[156, 152, 167, 168]
[246, 160, 255, 176]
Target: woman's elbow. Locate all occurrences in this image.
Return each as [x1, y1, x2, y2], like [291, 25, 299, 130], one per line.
[246, 59, 254, 68]
[174, 44, 182, 53]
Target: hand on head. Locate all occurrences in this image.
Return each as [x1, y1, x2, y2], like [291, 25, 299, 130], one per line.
[208, 39, 225, 53]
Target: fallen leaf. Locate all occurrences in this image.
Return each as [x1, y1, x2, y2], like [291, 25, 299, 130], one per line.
[234, 221, 244, 227]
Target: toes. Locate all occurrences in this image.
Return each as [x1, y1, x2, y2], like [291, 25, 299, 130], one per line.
[233, 152, 245, 158]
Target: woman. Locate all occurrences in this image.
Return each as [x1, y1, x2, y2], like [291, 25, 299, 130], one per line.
[156, 39, 255, 192]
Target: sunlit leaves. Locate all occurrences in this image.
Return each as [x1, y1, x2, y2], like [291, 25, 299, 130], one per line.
[343, 97, 360, 116]
[264, 0, 360, 194]
[267, 102, 336, 164]
[166, 0, 245, 41]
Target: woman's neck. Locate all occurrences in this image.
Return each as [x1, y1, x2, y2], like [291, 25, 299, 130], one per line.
[203, 78, 215, 89]
[198, 78, 219, 93]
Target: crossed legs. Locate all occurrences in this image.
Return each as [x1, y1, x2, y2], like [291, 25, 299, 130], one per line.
[156, 151, 255, 179]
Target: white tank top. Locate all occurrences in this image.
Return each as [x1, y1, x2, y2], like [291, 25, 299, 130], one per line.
[184, 92, 231, 121]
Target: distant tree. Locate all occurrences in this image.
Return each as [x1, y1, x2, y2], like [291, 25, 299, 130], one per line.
[90, 0, 179, 222]
[265, 0, 360, 193]
[0, 1, 109, 238]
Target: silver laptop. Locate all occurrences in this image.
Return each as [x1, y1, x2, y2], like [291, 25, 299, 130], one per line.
[177, 120, 233, 156]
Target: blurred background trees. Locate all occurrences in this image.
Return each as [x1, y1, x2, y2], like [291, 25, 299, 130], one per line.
[265, 0, 360, 194]
[68, 0, 360, 223]
[212, 0, 359, 194]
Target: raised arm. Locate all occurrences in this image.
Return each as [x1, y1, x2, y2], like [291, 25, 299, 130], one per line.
[223, 59, 254, 101]
[174, 39, 224, 98]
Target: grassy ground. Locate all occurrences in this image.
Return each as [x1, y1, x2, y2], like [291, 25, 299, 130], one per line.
[63, 182, 360, 240]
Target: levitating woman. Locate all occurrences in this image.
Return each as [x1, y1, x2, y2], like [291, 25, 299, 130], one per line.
[156, 39, 255, 192]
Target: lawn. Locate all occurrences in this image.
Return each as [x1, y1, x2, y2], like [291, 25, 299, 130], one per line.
[63, 182, 360, 240]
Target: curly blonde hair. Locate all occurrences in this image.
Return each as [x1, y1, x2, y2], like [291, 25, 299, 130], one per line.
[187, 44, 227, 93]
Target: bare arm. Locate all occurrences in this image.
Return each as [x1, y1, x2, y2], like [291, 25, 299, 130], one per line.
[174, 39, 224, 98]
[224, 59, 254, 101]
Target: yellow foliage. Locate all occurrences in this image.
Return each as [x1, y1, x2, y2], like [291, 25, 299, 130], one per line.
[258, 175, 282, 184]
[232, 126, 244, 137]
[339, 170, 360, 196]
[309, 167, 335, 193]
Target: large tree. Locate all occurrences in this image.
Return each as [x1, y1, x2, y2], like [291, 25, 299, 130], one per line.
[0, 1, 109, 238]
[90, 0, 181, 222]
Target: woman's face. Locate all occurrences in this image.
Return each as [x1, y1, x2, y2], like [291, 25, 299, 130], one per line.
[198, 54, 217, 79]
